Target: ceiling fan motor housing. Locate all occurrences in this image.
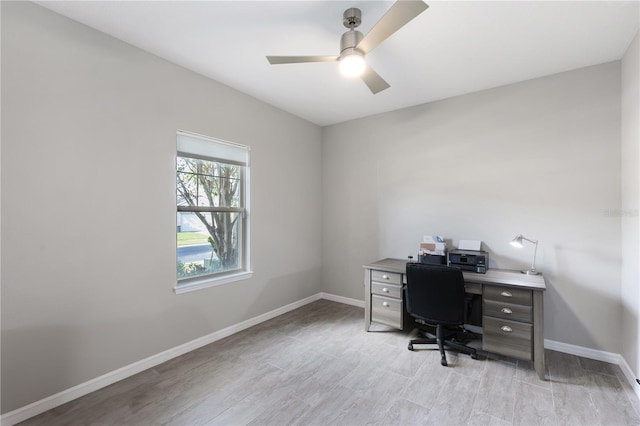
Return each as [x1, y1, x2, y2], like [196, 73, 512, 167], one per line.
[343, 7, 362, 29]
[340, 8, 364, 60]
[340, 29, 364, 55]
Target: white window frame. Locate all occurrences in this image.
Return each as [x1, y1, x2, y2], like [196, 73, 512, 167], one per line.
[174, 130, 251, 294]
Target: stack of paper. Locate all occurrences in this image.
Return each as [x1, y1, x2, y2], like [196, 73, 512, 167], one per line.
[458, 240, 482, 251]
[420, 235, 447, 256]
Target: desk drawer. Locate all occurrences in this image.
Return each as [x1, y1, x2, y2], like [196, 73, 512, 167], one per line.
[371, 295, 403, 329]
[484, 299, 532, 323]
[371, 282, 403, 299]
[371, 270, 402, 285]
[484, 285, 532, 306]
[483, 316, 532, 361]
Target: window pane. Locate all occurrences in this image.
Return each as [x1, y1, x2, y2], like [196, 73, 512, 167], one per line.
[176, 156, 241, 208]
[176, 157, 198, 207]
[177, 211, 242, 280]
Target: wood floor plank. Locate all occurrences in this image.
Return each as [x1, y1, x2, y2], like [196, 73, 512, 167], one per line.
[245, 394, 311, 426]
[401, 350, 452, 409]
[473, 359, 517, 423]
[159, 362, 284, 425]
[376, 398, 432, 426]
[552, 381, 599, 425]
[588, 372, 640, 425]
[288, 353, 356, 407]
[578, 356, 620, 377]
[513, 381, 556, 425]
[467, 411, 511, 426]
[614, 366, 640, 419]
[292, 384, 360, 425]
[547, 350, 590, 386]
[424, 370, 481, 425]
[516, 358, 552, 390]
[333, 370, 409, 425]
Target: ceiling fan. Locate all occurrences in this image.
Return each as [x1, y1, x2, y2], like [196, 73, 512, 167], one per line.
[266, 0, 429, 94]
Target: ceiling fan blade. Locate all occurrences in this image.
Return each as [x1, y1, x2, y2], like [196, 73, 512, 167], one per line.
[357, 0, 429, 54]
[361, 65, 390, 94]
[267, 56, 338, 65]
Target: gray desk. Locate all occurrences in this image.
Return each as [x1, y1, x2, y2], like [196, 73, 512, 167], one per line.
[363, 258, 546, 379]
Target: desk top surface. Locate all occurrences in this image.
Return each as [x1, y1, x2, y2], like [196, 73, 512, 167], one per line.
[364, 258, 546, 291]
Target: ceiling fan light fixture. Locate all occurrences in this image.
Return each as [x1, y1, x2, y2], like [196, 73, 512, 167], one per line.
[339, 50, 366, 78]
[266, 1, 429, 93]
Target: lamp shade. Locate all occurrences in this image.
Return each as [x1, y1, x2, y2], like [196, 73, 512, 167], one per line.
[510, 234, 524, 248]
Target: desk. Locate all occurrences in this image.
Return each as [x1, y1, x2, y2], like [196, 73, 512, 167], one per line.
[363, 258, 547, 379]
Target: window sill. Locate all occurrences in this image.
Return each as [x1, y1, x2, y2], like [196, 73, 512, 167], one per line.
[174, 271, 253, 295]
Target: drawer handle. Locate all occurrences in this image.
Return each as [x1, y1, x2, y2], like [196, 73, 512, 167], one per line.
[382, 274, 389, 280]
[501, 307, 513, 314]
[501, 291, 513, 298]
[382, 287, 389, 293]
[382, 302, 390, 307]
[501, 326, 513, 333]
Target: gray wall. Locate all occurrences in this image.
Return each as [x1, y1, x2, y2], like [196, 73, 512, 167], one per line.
[1, 2, 322, 413]
[322, 62, 622, 353]
[621, 31, 640, 376]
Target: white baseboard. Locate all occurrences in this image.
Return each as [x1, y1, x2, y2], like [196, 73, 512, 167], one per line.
[318, 292, 364, 308]
[3, 295, 638, 425]
[544, 338, 622, 364]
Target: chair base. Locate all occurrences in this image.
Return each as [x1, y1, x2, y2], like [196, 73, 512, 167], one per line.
[407, 324, 477, 366]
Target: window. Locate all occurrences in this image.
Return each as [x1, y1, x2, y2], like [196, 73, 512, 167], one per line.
[175, 131, 251, 293]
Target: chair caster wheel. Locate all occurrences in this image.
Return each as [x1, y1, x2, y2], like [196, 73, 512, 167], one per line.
[441, 358, 448, 366]
[408, 344, 414, 351]
[471, 353, 478, 360]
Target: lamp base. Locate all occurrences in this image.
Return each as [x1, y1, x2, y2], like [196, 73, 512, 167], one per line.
[521, 269, 539, 275]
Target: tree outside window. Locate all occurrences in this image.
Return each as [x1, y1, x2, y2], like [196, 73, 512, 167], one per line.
[176, 132, 248, 284]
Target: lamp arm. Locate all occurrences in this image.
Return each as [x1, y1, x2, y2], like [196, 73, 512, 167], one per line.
[530, 241, 538, 272]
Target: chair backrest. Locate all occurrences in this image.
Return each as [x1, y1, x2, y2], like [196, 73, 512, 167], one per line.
[405, 263, 466, 326]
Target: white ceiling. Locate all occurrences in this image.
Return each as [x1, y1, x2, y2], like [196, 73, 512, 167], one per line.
[37, 1, 639, 126]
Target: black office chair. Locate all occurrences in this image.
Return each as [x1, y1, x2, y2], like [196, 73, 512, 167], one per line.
[405, 263, 477, 366]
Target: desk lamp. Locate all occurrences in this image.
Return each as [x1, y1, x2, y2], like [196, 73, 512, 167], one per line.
[510, 234, 539, 275]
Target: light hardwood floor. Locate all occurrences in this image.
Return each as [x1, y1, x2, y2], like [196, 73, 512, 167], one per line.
[20, 299, 640, 425]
